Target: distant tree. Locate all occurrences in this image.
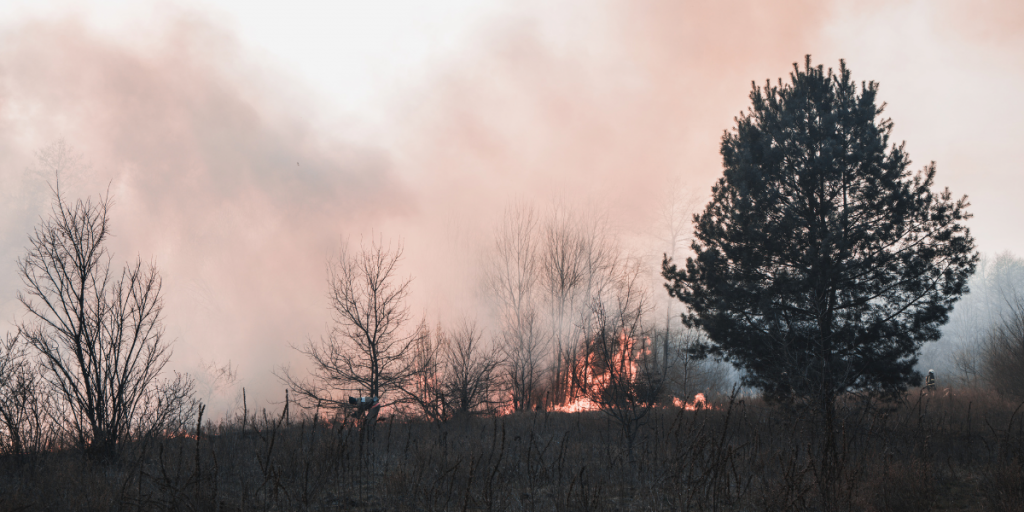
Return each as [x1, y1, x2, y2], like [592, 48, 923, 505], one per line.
[404, 320, 448, 421]
[936, 252, 1024, 352]
[663, 57, 977, 420]
[442, 320, 501, 415]
[574, 256, 660, 463]
[539, 205, 587, 404]
[981, 299, 1024, 397]
[17, 142, 190, 459]
[403, 320, 501, 421]
[658, 326, 729, 403]
[489, 203, 546, 412]
[538, 205, 616, 406]
[649, 185, 727, 399]
[0, 332, 55, 457]
[283, 236, 415, 409]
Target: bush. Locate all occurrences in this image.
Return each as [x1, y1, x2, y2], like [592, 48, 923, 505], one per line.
[982, 300, 1024, 397]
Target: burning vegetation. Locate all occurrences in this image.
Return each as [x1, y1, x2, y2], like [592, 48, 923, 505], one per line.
[0, 58, 1016, 511]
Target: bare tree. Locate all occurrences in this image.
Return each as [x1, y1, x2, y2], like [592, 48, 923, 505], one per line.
[284, 236, 415, 410]
[653, 187, 703, 379]
[563, 217, 617, 405]
[574, 256, 660, 462]
[403, 319, 502, 421]
[981, 299, 1024, 397]
[540, 205, 587, 403]
[17, 142, 178, 458]
[931, 252, 1024, 380]
[0, 332, 56, 456]
[443, 320, 501, 415]
[404, 319, 449, 422]
[659, 327, 729, 403]
[489, 203, 547, 412]
[951, 345, 981, 388]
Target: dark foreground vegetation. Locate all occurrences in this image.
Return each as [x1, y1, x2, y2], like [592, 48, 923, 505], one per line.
[2, 388, 1022, 512]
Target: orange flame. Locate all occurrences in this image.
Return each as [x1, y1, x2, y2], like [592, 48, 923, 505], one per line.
[498, 331, 714, 415]
[673, 393, 710, 411]
[547, 330, 647, 413]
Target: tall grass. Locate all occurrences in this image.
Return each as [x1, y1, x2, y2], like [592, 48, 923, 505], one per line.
[1, 387, 1021, 511]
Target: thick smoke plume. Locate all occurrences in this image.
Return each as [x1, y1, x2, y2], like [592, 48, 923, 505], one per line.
[0, 0, 1020, 410]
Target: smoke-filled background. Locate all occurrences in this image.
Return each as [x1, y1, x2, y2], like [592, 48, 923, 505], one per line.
[0, 0, 1021, 413]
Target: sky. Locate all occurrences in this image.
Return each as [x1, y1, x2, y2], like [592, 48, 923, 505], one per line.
[0, 0, 1020, 412]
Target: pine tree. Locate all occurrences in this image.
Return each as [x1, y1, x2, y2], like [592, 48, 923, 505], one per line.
[663, 57, 977, 417]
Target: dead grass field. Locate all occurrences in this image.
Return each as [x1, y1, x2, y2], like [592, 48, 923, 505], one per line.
[1, 387, 1022, 511]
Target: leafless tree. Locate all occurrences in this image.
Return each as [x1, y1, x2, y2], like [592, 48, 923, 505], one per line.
[659, 326, 730, 402]
[951, 345, 981, 388]
[489, 203, 547, 412]
[16, 142, 180, 458]
[654, 188, 703, 378]
[443, 320, 501, 415]
[981, 299, 1024, 397]
[500, 311, 546, 412]
[404, 319, 449, 422]
[283, 236, 415, 410]
[133, 372, 201, 442]
[930, 252, 1024, 380]
[538, 205, 619, 406]
[539, 205, 587, 403]
[562, 218, 617, 405]
[403, 319, 502, 421]
[573, 256, 660, 462]
[0, 332, 57, 456]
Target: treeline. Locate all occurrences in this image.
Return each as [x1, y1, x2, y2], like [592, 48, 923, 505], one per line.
[277, 201, 730, 457]
[0, 142, 728, 463]
[4, 142, 1024, 468]
[928, 252, 1024, 396]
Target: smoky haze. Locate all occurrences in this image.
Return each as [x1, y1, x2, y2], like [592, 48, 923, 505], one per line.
[0, 1, 1021, 412]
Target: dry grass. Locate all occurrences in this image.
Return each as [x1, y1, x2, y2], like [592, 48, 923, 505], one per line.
[1, 387, 1022, 511]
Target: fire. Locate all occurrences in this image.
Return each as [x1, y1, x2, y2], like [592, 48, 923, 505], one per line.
[673, 393, 710, 411]
[161, 429, 198, 440]
[495, 328, 716, 415]
[547, 330, 650, 413]
[551, 397, 601, 413]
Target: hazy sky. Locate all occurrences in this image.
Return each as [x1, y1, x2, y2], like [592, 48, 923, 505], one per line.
[0, 0, 1020, 410]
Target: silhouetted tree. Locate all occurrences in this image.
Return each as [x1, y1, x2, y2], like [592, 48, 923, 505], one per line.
[539, 206, 616, 406]
[0, 332, 56, 457]
[663, 57, 976, 418]
[284, 236, 415, 409]
[443, 320, 501, 415]
[403, 320, 501, 421]
[575, 256, 660, 463]
[404, 320, 449, 421]
[17, 142, 185, 459]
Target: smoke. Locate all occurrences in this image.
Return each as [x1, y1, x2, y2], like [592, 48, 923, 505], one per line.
[0, 15, 413, 408]
[385, 0, 830, 329]
[2, 1, 1018, 409]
